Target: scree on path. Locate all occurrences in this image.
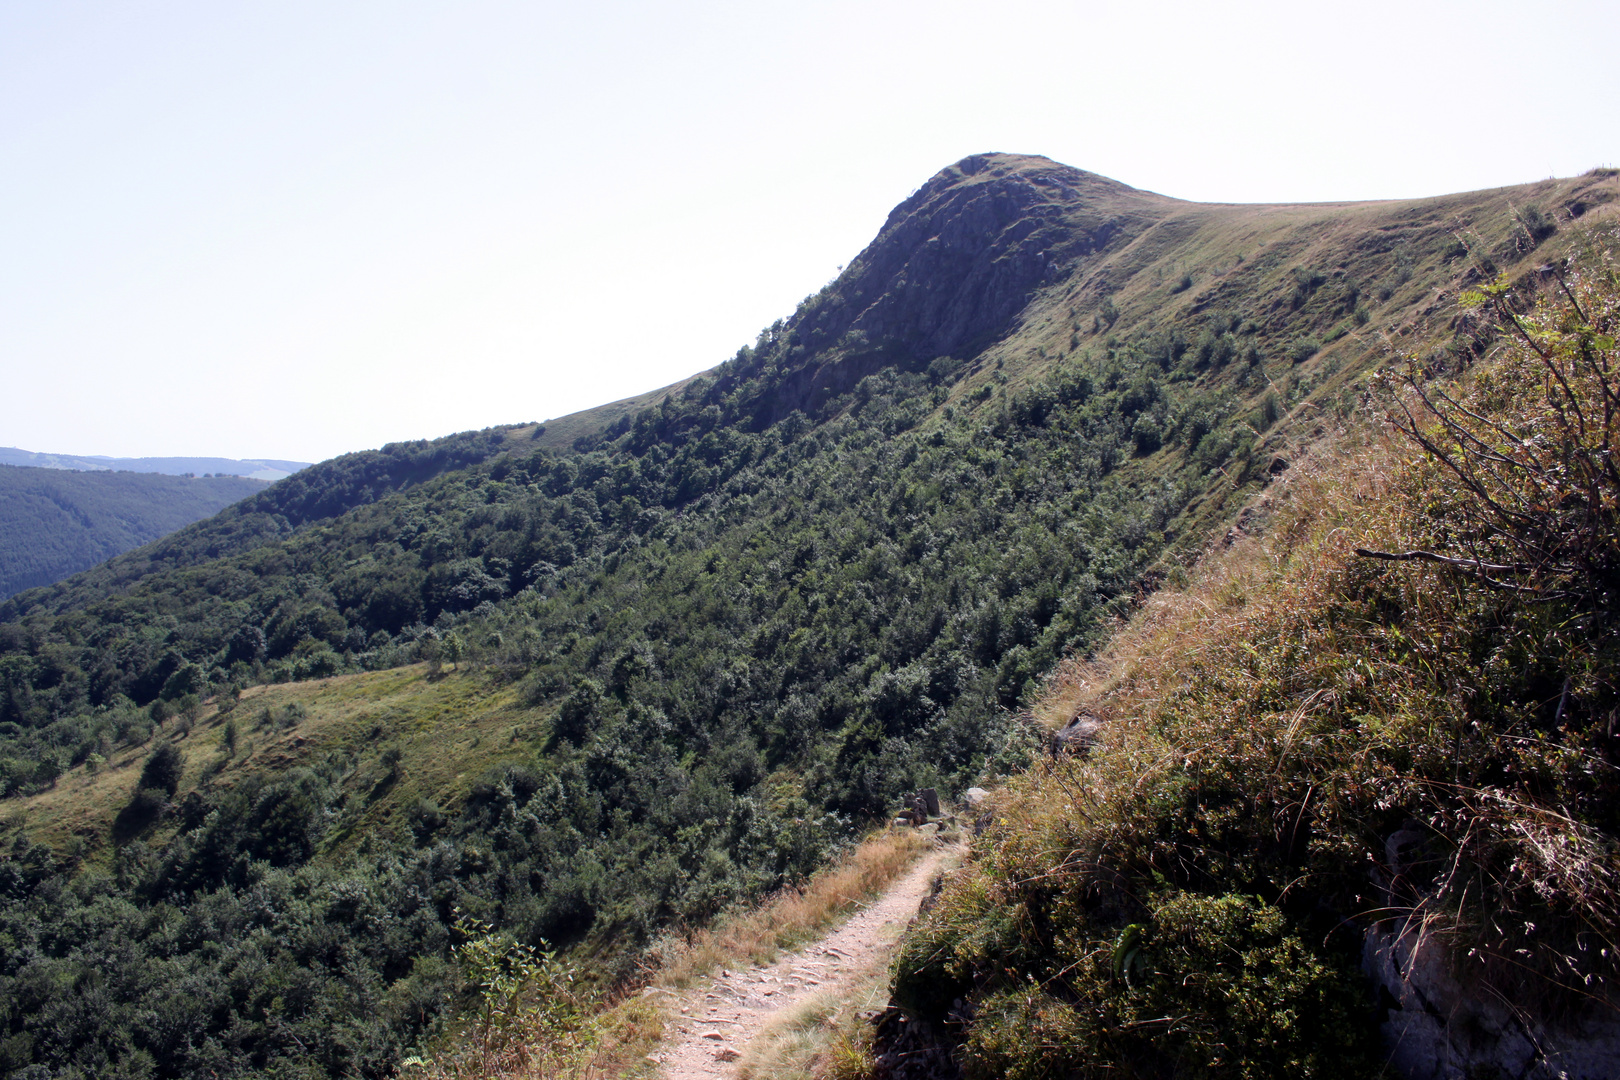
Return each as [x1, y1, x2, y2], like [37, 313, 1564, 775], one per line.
[652, 843, 958, 1079]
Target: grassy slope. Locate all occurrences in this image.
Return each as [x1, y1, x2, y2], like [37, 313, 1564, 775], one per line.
[887, 239, 1620, 1078]
[12, 664, 545, 864]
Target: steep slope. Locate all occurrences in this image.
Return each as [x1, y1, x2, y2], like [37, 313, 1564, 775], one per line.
[0, 466, 266, 599]
[0, 156, 1616, 1080]
[886, 250, 1620, 1078]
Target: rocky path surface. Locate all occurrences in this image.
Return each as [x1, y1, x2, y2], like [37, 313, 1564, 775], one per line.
[652, 845, 953, 1080]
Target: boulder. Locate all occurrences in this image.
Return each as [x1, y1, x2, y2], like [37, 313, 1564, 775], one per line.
[918, 787, 940, 817]
[1364, 921, 1620, 1078]
[1051, 714, 1102, 755]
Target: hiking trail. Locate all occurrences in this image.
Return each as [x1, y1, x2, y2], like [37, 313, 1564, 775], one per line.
[650, 843, 956, 1079]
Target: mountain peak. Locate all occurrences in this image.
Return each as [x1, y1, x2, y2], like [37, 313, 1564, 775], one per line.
[769, 154, 1171, 402]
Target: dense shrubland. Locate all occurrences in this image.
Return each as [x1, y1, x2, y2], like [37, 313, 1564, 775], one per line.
[0, 303, 1286, 805]
[889, 249, 1620, 1078]
[0, 299, 1296, 1077]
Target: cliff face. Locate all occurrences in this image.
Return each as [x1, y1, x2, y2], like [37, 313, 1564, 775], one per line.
[754, 153, 1175, 422]
[829, 153, 1171, 357]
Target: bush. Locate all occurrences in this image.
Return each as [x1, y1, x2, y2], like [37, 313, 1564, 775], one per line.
[139, 742, 184, 796]
[957, 893, 1375, 1080]
[114, 785, 169, 838]
[1257, 391, 1281, 429]
[1514, 203, 1556, 245]
[1288, 335, 1321, 363]
[1377, 258, 1620, 619]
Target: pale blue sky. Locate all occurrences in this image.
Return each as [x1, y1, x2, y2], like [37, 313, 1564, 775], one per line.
[3, 0, 1615, 462]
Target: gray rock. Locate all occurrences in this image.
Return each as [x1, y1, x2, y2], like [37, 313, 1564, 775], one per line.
[918, 787, 940, 817]
[1364, 921, 1620, 1078]
[1052, 714, 1102, 755]
[745, 155, 1170, 430]
[963, 786, 990, 807]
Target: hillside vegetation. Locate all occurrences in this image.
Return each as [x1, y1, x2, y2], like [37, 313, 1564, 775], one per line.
[890, 248, 1620, 1077]
[0, 155, 1615, 1079]
[0, 467, 266, 600]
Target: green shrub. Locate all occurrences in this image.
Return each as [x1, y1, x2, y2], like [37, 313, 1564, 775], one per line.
[955, 893, 1376, 1080]
[138, 742, 183, 796]
[1513, 203, 1556, 244]
[1257, 391, 1281, 429]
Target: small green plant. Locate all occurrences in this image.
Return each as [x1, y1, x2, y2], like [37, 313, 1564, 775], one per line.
[408, 910, 601, 1079]
[1257, 391, 1281, 429]
[1512, 203, 1556, 245]
[1288, 335, 1321, 363]
[1290, 267, 1326, 309]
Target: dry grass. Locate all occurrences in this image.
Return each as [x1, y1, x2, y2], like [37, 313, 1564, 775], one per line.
[648, 827, 931, 990]
[406, 827, 931, 1080]
[916, 327, 1620, 1074]
[1031, 421, 1400, 736]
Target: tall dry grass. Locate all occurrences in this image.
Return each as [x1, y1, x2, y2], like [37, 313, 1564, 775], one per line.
[894, 322, 1620, 1074]
[646, 827, 931, 990]
[1031, 421, 1403, 736]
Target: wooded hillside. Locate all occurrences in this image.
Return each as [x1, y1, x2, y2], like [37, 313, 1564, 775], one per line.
[0, 466, 266, 600]
[0, 155, 1614, 1079]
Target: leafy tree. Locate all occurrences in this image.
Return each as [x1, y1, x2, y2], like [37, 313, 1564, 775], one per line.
[138, 741, 183, 796]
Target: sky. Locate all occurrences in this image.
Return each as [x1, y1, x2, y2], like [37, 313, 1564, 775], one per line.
[2, 0, 1616, 464]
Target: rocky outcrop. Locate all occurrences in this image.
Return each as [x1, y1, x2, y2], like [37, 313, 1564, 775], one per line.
[1365, 923, 1620, 1079]
[1051, 712, 1103, 755]
[825, 154, 1164, 357]
[752, 153, 1174, 424]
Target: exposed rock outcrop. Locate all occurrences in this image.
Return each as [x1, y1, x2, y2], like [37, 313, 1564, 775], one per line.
[752, 153, 1174, 423]
[1365, 923, 1620, 1079]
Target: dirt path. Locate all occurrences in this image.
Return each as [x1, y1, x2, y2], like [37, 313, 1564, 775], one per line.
[652, 844, 955, 1079]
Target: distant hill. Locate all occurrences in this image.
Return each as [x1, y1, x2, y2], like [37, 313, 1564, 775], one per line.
[0, 446, 309, 482]
[0, 465, 267, 598]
